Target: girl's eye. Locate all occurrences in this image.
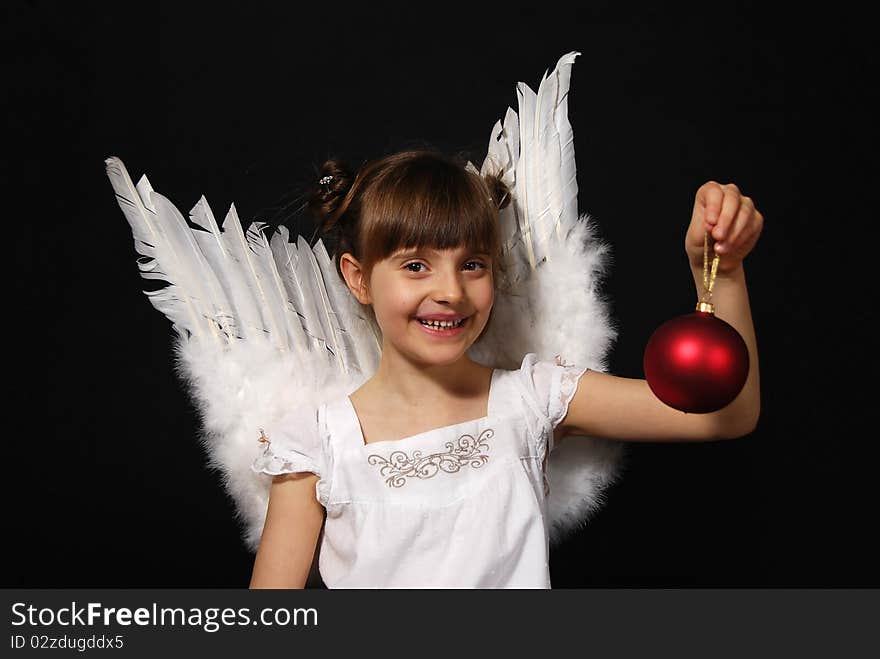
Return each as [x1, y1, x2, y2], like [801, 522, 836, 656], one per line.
[403, 260, 487, 273]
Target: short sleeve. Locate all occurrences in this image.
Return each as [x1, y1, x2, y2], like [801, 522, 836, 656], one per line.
[518, 352, 589, 453]
[250, 405, 329, 505]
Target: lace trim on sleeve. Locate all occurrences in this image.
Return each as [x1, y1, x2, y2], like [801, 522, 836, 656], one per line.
[547, 355, 589, 452]
[250, 428, 323, 479]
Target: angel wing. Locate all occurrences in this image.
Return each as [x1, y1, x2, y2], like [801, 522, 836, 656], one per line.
[466, 51, 622, 543]
[106, 157, 381, 560]
[105, 50, 621, 579]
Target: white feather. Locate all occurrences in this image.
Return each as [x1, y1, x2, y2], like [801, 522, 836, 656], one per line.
[515, 81, 539, 270]
[269, 227, 326, 355]
[189, 196, 260, 344]
[106, 158, 229, 342]
[295, 234, 347, 373]
[553, 53, 580, 237]
[288, 235, 335, 360]
[311, 239, 383, 376]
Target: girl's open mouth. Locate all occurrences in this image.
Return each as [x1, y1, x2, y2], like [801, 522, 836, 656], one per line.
[414, 316, 469, 337]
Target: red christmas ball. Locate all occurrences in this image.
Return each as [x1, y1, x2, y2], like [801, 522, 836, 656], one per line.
[644, 310, 749, 414]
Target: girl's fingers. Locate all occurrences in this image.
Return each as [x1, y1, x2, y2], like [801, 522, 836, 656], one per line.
[739, 208, 764, 253]
[694, 181, 763, 260]
[713, 183, 742, 242]
[697, 181, 724, 224]
[716, 196, 753, 252]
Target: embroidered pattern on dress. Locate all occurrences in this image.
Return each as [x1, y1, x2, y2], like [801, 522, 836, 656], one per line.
[367, 428, 494, 488]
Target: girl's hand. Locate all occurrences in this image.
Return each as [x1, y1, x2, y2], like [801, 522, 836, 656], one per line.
[686, 181, 764, 275]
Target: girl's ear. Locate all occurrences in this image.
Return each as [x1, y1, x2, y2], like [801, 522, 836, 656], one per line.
[339, 253, 372, 305]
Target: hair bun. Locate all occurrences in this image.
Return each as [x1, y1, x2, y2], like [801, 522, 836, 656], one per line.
[308, 159, 356, 236]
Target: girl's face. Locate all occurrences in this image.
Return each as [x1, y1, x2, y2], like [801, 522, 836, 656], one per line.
[352, 245, 495, 367]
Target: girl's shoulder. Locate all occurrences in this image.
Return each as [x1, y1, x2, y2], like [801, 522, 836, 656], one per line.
[273, 402, 322, 437]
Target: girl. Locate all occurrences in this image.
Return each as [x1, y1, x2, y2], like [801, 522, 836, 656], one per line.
[248, 149, 763, 589]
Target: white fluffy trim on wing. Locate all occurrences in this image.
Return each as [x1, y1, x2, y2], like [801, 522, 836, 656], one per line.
[172, 335, 364, 550]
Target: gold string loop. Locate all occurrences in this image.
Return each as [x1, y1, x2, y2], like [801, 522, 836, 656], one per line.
[696, 231, 720, 313]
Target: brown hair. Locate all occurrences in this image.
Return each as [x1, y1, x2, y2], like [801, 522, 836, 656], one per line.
[308, 149, 510, 291]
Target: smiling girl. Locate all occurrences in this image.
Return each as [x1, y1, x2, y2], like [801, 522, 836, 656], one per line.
[248, 149, 762, 589]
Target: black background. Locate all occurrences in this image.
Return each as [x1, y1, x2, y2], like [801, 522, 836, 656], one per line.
[6, 1, 877, 587]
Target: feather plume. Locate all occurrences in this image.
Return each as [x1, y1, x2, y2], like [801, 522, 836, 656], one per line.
[218, 204, 288, 353]
[295, 234, 347, 372]
[269, 228, 327, 355]
[188, 197, 261, 345]
[106, 158, 230, 342]
[245, 219, 308, 354]
[514, 81, 539, 270]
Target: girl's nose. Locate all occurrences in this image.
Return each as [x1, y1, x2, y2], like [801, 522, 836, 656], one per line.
[433, 269, 465, 303]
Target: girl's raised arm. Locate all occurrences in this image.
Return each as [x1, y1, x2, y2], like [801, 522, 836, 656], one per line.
[559, 181, 762, 444]
[250, 473, 324, 589]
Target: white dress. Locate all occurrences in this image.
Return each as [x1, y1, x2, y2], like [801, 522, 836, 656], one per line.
[251, 352, 588, 589]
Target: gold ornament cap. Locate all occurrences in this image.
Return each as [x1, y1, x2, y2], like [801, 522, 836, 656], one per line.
[695, 301, 715, 314]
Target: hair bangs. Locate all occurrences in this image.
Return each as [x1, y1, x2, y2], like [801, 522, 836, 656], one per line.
[358, 154, 501, 269]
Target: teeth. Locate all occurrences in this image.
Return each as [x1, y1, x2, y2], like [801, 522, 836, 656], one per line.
[419, 317, 465, 329]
